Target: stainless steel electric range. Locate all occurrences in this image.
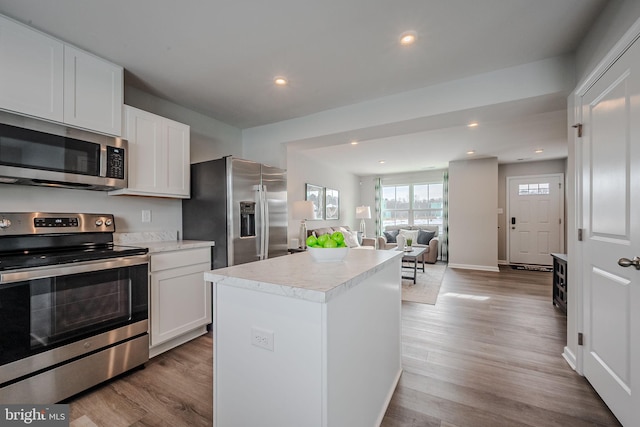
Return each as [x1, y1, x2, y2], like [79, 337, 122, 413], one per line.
[0, 212, 149, 404]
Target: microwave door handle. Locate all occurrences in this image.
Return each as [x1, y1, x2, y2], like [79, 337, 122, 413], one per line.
[99, 144, 107, 177]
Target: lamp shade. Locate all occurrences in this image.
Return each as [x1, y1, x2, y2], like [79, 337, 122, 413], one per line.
[355, 205, 371, 219]
[293, 200, 315, 220]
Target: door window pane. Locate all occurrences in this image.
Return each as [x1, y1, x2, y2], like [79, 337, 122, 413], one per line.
[518, 183, 550, 195]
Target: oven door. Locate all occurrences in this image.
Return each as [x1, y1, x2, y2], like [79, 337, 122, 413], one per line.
[0, 256, 148, 380]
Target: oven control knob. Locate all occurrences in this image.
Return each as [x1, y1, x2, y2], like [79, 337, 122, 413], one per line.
[0, 218, 11, 229]
[95, 219, 104, 227]
[105, 219, 113, 226]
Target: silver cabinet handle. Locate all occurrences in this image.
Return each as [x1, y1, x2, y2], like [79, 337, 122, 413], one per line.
[618, 257, 640, 269]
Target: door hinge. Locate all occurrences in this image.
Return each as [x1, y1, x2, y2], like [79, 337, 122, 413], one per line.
[578, 228, 583, 241]
[578, 332, 584, 346]
[572, 123, 583, 137]
[559, 218, 562, 225]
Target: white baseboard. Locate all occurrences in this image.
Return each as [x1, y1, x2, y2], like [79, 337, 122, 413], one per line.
[447, 263, 500, 272]
[562, 346, 577, 371]
[498, 259, 508, 265]
[149, 326, 208, 358]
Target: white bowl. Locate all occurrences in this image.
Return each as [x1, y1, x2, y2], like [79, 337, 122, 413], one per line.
[307, 247, 349, 262]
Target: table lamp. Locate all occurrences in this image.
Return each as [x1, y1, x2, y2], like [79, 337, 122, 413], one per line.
[355, 205, 371, 237]
[293, 200, 315, 248]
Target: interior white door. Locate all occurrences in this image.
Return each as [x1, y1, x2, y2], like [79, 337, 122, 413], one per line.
[580, 36, 640, 427]
[508, 175, 562, 265]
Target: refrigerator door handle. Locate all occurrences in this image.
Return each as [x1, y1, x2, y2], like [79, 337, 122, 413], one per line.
[262, 184, 270, 259]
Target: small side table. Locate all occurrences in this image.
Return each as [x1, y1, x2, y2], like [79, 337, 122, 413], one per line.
[551, 253, 567, 313]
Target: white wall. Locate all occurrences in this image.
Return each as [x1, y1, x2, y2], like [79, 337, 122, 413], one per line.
[497, 159, 567, 262]
[448, 158, 498, 271]
[125, 85, 242, 163]
[286, 146, 360, 245]
[575, 0, 640, 83]
[0, 184, 181, 233]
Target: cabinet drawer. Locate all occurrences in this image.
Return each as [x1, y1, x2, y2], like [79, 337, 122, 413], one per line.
[150, 247, 211, 272]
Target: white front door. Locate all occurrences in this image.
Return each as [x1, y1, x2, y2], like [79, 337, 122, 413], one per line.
[508, 175, 563, 265]
[580, 36, 640, 427]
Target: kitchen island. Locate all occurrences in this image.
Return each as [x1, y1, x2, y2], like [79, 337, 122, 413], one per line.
[205, 248, 403, 427]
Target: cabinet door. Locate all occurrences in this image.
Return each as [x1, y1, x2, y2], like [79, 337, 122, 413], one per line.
[110, 105, 190, 198]
[0, 15, 63, 121]
[163, 118, 190, 197]
[123, 106, 163, 192]
[63, 45, 122, 136]
[150, 262, 212, 347]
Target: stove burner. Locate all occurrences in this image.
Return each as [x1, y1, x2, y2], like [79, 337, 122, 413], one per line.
[0, 244, 147, 272]
[0, 213, 148, 272]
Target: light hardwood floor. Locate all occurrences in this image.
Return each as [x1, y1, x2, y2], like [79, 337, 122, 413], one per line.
[67, 266, 621, 427]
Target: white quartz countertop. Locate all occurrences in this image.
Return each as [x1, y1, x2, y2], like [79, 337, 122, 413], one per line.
[140, 240, 214, 254]
[205, 249, 402, 303]
[113, 231, 213, 254]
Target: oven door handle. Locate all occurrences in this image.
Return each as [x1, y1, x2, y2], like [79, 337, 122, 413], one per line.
[0, 254, 149, 284]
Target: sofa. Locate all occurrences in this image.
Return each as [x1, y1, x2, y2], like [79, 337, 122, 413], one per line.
[377, 225, 439, 264]
[307, 226, 376, 248]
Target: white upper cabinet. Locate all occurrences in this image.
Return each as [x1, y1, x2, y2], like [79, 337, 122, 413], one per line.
[0, 14, 123, 136]
[63, 46, 123, 136]
[0, 15, 64, 122]
[109, 105, 190, 198]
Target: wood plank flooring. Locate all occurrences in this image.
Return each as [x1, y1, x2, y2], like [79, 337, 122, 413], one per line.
[67, 266, 621, 427]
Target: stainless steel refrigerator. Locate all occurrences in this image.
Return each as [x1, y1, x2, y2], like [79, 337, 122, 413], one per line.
[182, 156, 287, 269]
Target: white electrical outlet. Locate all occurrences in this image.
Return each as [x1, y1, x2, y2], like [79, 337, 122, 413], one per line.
[141, 210, 151, 223]
[251, 327, 274, 351]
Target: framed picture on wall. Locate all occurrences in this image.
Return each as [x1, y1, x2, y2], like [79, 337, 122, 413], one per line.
[305, 183, 324, 220]
[325, 188, 339, 220]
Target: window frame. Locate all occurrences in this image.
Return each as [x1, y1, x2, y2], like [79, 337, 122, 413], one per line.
[382, 182, 444, 231]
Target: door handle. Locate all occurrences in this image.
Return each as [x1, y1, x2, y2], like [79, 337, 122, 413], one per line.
[618, 257, 640, 270]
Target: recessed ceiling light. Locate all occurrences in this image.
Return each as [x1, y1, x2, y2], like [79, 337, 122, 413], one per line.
[399, 31, 417, 46]
[467, 122, 479, 128]
[274, 76, 288, 86]
[466, 150, 475, 155]
[379, 160, 386, 164]
[350, 141, 359, 145]
[535, 148, 544, 154]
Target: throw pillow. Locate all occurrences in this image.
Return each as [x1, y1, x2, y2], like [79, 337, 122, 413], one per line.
[383, 230, 399, 243]
[399, 229, 419, 243]
[417, 230, 436, 245]
[343, 230, 360, 248]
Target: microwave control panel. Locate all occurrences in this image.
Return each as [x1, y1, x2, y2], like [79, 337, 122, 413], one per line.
[106, 146, 125, 179]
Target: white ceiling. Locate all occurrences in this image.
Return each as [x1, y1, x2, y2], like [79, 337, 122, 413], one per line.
[0, 0, 609, 174]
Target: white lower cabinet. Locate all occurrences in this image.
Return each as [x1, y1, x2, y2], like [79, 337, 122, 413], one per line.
[149, 246, 212, 357]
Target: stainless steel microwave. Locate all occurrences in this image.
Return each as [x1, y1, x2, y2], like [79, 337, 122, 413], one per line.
[0, 111, 127, 191]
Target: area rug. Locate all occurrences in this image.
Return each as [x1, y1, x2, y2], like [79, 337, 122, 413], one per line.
[510, 264, 553, 272]
[401, 262, 447, 305]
